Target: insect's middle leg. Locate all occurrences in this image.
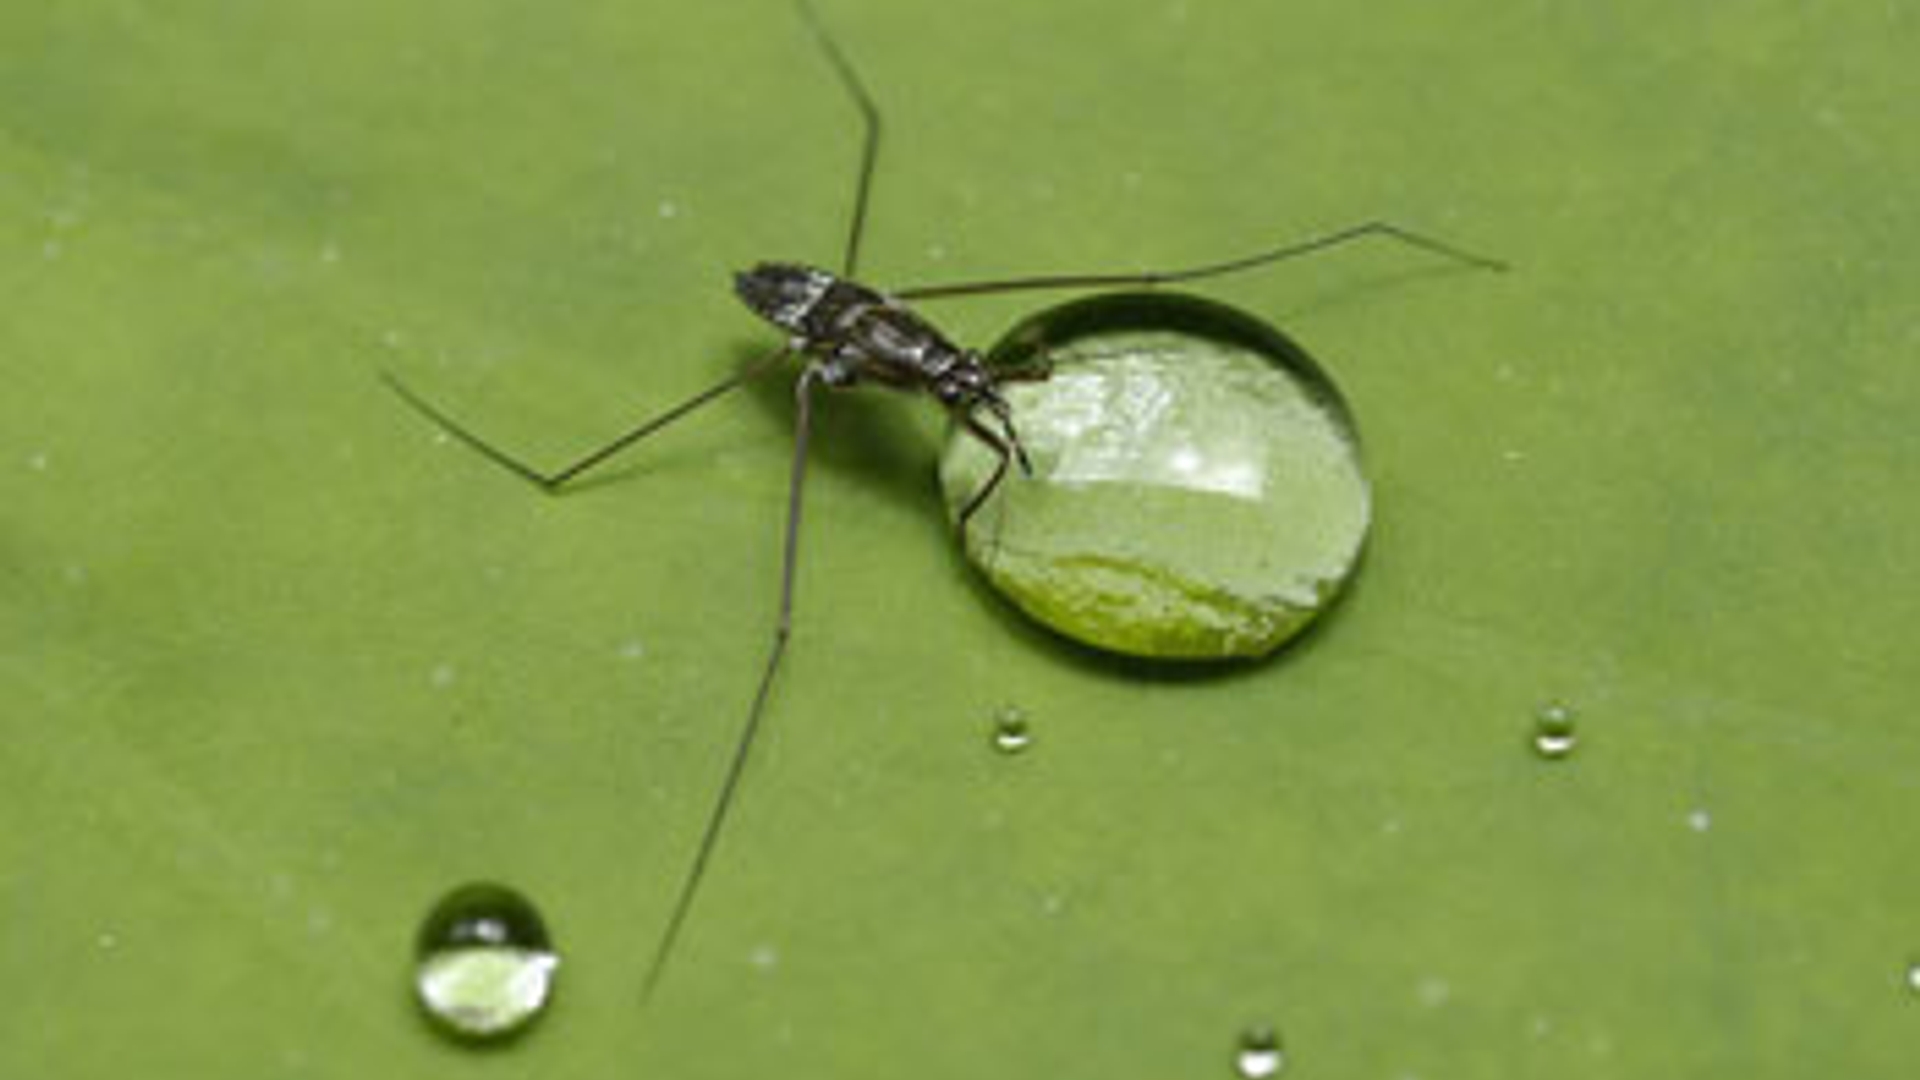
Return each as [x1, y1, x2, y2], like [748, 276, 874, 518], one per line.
[893, 220, 1508, 302]
[641, 361, 826, 1003]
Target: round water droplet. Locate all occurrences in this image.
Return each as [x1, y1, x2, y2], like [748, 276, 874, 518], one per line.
[414, 882, 558, 1042]
[992, 706, 1032, 754]
[1532, 702, 1578, 760]
[1234, 1026, 1286, 1077]
[939, 293, 1369, 660]
[1906, 960, 1920, 994]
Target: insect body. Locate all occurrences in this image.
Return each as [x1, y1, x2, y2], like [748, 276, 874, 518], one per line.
[734, 261, 1033, 529]
[383, 0, 1505, 1007]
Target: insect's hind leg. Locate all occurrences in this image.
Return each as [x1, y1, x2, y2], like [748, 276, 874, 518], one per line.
[796, 0, 882, 279]
[894, 220, 1509, 302]
[381, 345, 790, 492]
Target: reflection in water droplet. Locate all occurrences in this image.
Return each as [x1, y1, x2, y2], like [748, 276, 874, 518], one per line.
[939, 293, 1370, 660]
[992, 706, 1032, 754]
[1532, 703, 1578, 760]
[414, 883, 558, 1041]
[1235, 1027, 1285, 1077]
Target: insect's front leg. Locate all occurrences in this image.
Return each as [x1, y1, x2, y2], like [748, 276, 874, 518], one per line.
[955, 411, 1017, 537]
[996, 351, 1054, 385]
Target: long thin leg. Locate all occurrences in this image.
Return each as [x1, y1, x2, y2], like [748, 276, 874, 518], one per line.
[797, 0, 881, 278]
[381, 346, 790, 491]
[894, 220, 1508, 302]
[641, 364, 825, 1004]
[955, 412, 1016, 536]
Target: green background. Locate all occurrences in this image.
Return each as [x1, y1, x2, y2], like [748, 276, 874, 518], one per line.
[3, 0, 1914, 1075]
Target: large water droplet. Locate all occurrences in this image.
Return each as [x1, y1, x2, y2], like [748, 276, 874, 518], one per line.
[992, 705, 1033, 754]
[414, 882, 558, 1041]
[1532, 703, 1578, 760]
[939, 292, 1369, 660]
[1234, 1026, 1286, 1077]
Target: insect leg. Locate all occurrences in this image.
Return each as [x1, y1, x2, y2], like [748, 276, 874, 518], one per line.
[894, 220, 1508, 301]
[955, 411, 1018, 536]
[641, 363, 826, 1003]
[993, 351, 1056, 385]
[381, 345, 790, 492]
[796, 0, 881, 279]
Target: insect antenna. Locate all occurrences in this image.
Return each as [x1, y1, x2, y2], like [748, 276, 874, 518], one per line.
[893, 220, 1508, 301]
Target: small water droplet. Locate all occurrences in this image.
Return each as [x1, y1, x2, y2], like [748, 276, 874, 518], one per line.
[1234, 1027, 1285, 1078]
[1686, 808, 1712, 833]
[656, 199, 680, 219]
[992, 706, 1032, 754]
[1532, 703, 1577, 760]
[414, 883, 558, 1042]
[1905, 960, 1920, 994]
[748, 944, 779, 970]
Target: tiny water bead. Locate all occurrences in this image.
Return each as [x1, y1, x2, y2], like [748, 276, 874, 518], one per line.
[1234, 1027, 1286, 1078]
[939, 293, 1370, 660]
[1531, 703, 1578, 760]
[414, 883, 558, 1042]
[992, 706, 1033, 754]
[1907, 960, 1920, 994]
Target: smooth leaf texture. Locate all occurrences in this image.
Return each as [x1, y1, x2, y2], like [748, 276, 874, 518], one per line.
[3, 1, 1915, 1076]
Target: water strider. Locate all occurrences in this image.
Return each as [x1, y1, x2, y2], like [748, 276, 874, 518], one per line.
[382, 0, 1505, 1003]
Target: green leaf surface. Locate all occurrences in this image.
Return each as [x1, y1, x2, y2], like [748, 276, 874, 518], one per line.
[3, 1, 1915, 1076]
